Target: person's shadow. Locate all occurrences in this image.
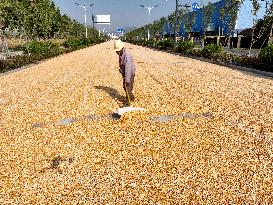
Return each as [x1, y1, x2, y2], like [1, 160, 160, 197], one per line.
[94, 85, 128, 107]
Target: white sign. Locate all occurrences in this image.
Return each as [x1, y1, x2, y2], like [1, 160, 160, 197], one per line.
[94, 15, 111, 25]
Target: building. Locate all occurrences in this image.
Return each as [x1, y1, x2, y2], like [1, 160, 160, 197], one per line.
[179, 0, 240, 37]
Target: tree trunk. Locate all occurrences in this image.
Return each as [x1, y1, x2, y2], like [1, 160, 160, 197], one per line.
[268, 23, 273, 45]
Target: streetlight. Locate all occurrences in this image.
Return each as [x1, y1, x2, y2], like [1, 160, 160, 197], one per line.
[75, 2, 94, 38]
[140, 5, 159, 40]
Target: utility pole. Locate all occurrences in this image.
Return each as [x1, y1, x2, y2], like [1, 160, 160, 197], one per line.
[92, 14, 95, 29]
[84, 10, 87, 38]
[174, 0, 179, 49]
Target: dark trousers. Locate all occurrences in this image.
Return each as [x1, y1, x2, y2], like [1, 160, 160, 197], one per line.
[123, 75, 135, 100]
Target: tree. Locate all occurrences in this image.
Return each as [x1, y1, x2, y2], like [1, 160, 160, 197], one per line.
[0, 0, 98, 39]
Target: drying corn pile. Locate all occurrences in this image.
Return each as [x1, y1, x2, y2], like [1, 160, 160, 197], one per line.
[0, 40, 273, 204]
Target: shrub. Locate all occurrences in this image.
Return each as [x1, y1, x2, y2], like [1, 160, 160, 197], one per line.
[63, 38, 85, 50]
[238, 55, 261, 67]
[146, 40, 157, 48]
[214, 52, 241, 65]
[142, 41, 149, 47]
[0, 37, 105, 73]
[187, 49, 203, 57]
[135, 40, 147, 46]
[176, 40, 194, 53]
[202, 44, 222, 58]
[0, 55, 40, 73]
[25, 41, 61, 58]
[63, 37, 100, 50]
[158, 39, 174, 50]
[258, 43, 273, 64]
[135, 40, 141, 45]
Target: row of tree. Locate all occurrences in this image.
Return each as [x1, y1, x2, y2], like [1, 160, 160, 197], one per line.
[0, 0, 98, 39]
[125, 1, 221, 40]
[125, 0, 273, 45]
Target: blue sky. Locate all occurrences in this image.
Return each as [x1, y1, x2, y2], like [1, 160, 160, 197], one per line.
[53, 0, 268, 33]
[53, 0, 179, 32]
[235, 0, 267, 30]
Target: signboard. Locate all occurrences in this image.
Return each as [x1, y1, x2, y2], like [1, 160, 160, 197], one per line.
[94, 15, 111, 25]
[191, 2, 200, 11]
[117, 28, 124, 33]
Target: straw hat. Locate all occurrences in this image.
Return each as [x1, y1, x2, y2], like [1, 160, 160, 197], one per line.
[114, 39, 124, 51]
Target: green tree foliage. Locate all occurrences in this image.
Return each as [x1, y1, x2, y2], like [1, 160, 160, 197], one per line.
[176, 40, 194, 53]
[0, 0, 98, 39]
[202, 3, 214, 36]
[248, 1, 273, 49]
[259, 43, 273, 63]
[254, 17, 273, 42]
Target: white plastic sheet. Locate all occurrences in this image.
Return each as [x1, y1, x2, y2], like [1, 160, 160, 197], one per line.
[115, 106, 146, 116]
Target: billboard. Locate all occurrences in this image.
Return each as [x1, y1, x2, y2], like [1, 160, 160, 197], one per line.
[94, 15, 111, 25]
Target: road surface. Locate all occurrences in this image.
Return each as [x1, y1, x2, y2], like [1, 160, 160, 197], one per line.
[0, 41, 272, 203]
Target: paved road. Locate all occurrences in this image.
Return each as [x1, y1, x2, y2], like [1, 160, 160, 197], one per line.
[0, 41, 272, 203]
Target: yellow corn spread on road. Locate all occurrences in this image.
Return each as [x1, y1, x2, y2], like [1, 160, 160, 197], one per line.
[0, 41, 272, 203]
